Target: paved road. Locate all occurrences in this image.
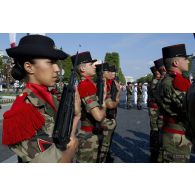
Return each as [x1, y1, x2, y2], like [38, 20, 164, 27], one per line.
[110, 92, 150, 163]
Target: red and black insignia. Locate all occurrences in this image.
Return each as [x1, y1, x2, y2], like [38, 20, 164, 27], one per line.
[37, 139, 53, 152]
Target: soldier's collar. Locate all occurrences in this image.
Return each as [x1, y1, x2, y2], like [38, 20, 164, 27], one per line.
[23, 88, 45, 107]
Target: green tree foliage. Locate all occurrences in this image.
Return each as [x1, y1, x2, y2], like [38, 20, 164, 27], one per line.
[58, 57, 73, 82]
[137, 74, 153, 84]
[104, 52, 126, 84]
[0, 56, 4, 70]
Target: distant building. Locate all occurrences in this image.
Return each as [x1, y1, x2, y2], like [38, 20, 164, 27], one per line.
[125, 76, 134, 84]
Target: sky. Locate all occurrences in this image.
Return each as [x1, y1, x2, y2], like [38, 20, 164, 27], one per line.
[1, 33, 195, 80]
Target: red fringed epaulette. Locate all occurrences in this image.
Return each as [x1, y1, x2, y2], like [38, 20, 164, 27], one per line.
[172, 73, 191, 92]
[2, 92, 45, 145]
[78, 79, 96, 98]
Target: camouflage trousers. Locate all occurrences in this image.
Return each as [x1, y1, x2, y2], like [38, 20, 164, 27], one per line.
[98, 118, 117, 163]
[76, 129, 99, 163]
[158, 132, 192, 163]
[137, 95, 142, 109]
[126, 94, 132, 108]
[148, 107, 163, 162]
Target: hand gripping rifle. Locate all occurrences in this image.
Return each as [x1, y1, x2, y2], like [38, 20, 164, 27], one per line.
[52, 52, 78, 151]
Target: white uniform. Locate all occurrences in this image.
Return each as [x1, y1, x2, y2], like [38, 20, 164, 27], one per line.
[142, 83, 148, 105]
[133, 84, 137, 105]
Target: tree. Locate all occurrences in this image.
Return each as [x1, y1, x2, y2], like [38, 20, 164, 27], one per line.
[137, 74, 153, 84]
[57, 57, 73, 82]
[104, 52, 126, 84]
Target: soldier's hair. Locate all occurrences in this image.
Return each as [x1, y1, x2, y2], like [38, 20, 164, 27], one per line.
[164, 57, 180, 70]
[11, 58, 35, 80]
[76, 63, 87, 74]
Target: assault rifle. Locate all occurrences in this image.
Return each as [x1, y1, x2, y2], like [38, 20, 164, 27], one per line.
[96, 63, 104, 105]
[52, 52, 78, 151]
[93, 62, 104, 135]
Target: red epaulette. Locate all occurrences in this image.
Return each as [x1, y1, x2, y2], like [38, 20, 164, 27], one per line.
[172, 73, 191, 92]
[78, 79, 96, 98]
[2, 92, 45, 145]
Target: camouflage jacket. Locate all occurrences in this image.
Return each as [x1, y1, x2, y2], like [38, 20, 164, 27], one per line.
[78, 77, 100, 132]
[7, 88, 63, 163]
[126, 85, 133, 95]
[157, 73, 188, 131]
[148, 78, 158, 103]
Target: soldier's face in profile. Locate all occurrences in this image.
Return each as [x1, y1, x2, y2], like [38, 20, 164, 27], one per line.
[177, 57, 189, 72]
[85, 62, 96, 76]
[103, 71, 110, 79]
[111, 72, 116, 79]
[25, 58, 60, 87]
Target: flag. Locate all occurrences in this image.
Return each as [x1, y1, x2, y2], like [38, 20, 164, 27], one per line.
[9, 33, 16, 48]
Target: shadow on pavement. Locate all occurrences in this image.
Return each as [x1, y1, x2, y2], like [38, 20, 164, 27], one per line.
[110, 129, 150, 163]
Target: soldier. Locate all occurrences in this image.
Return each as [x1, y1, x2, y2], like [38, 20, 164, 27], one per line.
[157, 44, 192, 162]
[2, 34, 80, 163]
[133, 83, 138, 106]
[184, 80, 195, 145]
[148, 64, 161, 162]
[137, 82, 143, 110]
[142, 82, 148, 106]
[126, 82, 133, 109]
[71, 51, 106, 163]
[98, 63, 120, 162]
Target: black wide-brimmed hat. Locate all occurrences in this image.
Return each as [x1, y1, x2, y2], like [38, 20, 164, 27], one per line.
[154, 58, 164, 69]
[162, 44, 190, 60]
[71, 51, 97, 66]
[6, 35, 69, 60]
[109, 65, 117, 72]
[102, 62, 110, 71]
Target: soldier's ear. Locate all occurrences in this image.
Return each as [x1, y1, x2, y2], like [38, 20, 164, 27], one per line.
[24, 61, 34, 74]
[80, 65, 86, 72]
[172, 59, 179, 67]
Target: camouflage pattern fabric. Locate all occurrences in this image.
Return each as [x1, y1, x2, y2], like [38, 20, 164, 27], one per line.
[126, 85, 133, 108]
[9, 88, 63, 163]
[98, 118, 117, 163]
[157, 73, 192, 163]
[148, 78, 162, 162]
[76, 130, 99, 163]
[137, 86, 142, 109]
[76, 78, 101, 163]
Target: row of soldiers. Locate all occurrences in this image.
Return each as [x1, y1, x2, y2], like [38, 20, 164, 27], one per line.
[2, 34, 120, 163]
[148, 43, 194, 163]
[126, 82, 148, 110]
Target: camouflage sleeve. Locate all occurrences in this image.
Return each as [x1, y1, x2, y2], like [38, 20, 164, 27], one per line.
[30, 144, 62, 163]
[82, 94, 100, 113]
[10, 141, 62, 163]
[161, 83, 185, 116]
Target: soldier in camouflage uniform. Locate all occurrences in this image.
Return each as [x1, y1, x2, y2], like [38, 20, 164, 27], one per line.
[2, 34, 80, 163]
[71, 51, 106, 163]
[98, 63, 120, 163]
[126, 82, 133, 109]
[137, 82, 143, 110]
[157, 44, 192, 163]
[148, 65, 161, 162]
